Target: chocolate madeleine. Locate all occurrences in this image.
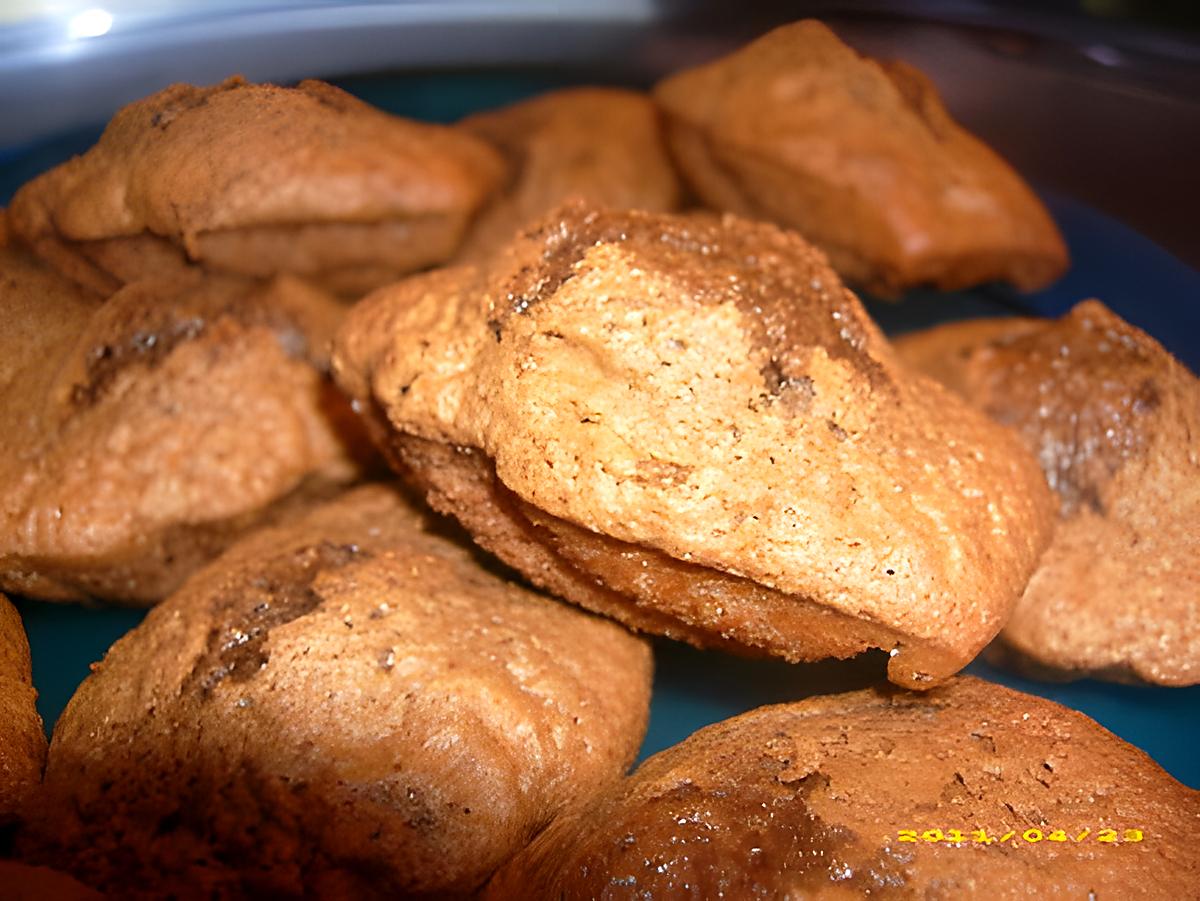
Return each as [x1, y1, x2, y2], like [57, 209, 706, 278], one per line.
[26, 485, 652, 898]
[334, 205, 1056, 687]
[9, 77, 505, 296]
[897, 302, 1200, 684]
[0, 247, 359, 603]
[456, 87, 681, 260]
[486, 677, 1200, 899]
[653, 20, 1068, 296]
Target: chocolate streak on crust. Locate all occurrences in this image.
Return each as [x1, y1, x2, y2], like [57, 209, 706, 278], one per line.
[184, 542, 367, 698]
[392, 433, 957, 688]
[489, 208, 893, 393]
[70, 317, 205, 406]
[69, 299, 315, 409]
[960, 311, 1165, 517]
[543, 770, 874, 896]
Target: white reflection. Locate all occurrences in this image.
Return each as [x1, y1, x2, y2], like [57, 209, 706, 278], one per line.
[67, 7, 113, 40]
[1085, 44, 1123, 67]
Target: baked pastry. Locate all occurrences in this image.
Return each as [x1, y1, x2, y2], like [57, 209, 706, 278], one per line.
[893, 315, 1043, 391]
[653, 20, 1069, 296]
[456, 87, 682, 260]
[485, 676, 1200, 899]
[334, 204, 1056, 688]
[0, 594, 45, 828]
[26, 484, 651, 898]
[0, 247, 360, 604]
[0, 862, 102, 900]
[896, 301, 1200, 684]
[8, 77, 505, 296]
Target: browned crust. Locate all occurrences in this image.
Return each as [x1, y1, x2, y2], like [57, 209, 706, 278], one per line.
[485, 676, 1200, 899]
[395, 433, 961, 689]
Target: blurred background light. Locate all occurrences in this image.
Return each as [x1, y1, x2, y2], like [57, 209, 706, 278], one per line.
[66, 7, 112, 39]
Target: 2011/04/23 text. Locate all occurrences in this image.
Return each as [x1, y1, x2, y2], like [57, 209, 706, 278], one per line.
[897, 828, 1144, 846]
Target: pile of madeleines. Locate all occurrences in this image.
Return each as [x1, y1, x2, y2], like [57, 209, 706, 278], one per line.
[0, 19, 1196, 899]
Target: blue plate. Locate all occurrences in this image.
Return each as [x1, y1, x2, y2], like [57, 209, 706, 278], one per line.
[6, 74, 1199, 789]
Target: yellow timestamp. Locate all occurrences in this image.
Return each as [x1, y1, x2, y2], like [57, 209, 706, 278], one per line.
[897, 828, 1144, 846]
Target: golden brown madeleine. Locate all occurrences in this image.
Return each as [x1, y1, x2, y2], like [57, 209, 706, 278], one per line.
[485, 677, 1200, 900]
[334, 205, 1056, 688]
[0, 595, 45, 827]
[8, 77, 505, 296]
[896, 302, 1200, 684]
[456, 87, 683, 260]
[892, 315, 1044, 393]
[0, 248, 360, 604]
[653, 20, 1069, 296]
[26, 485, 651, 899]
